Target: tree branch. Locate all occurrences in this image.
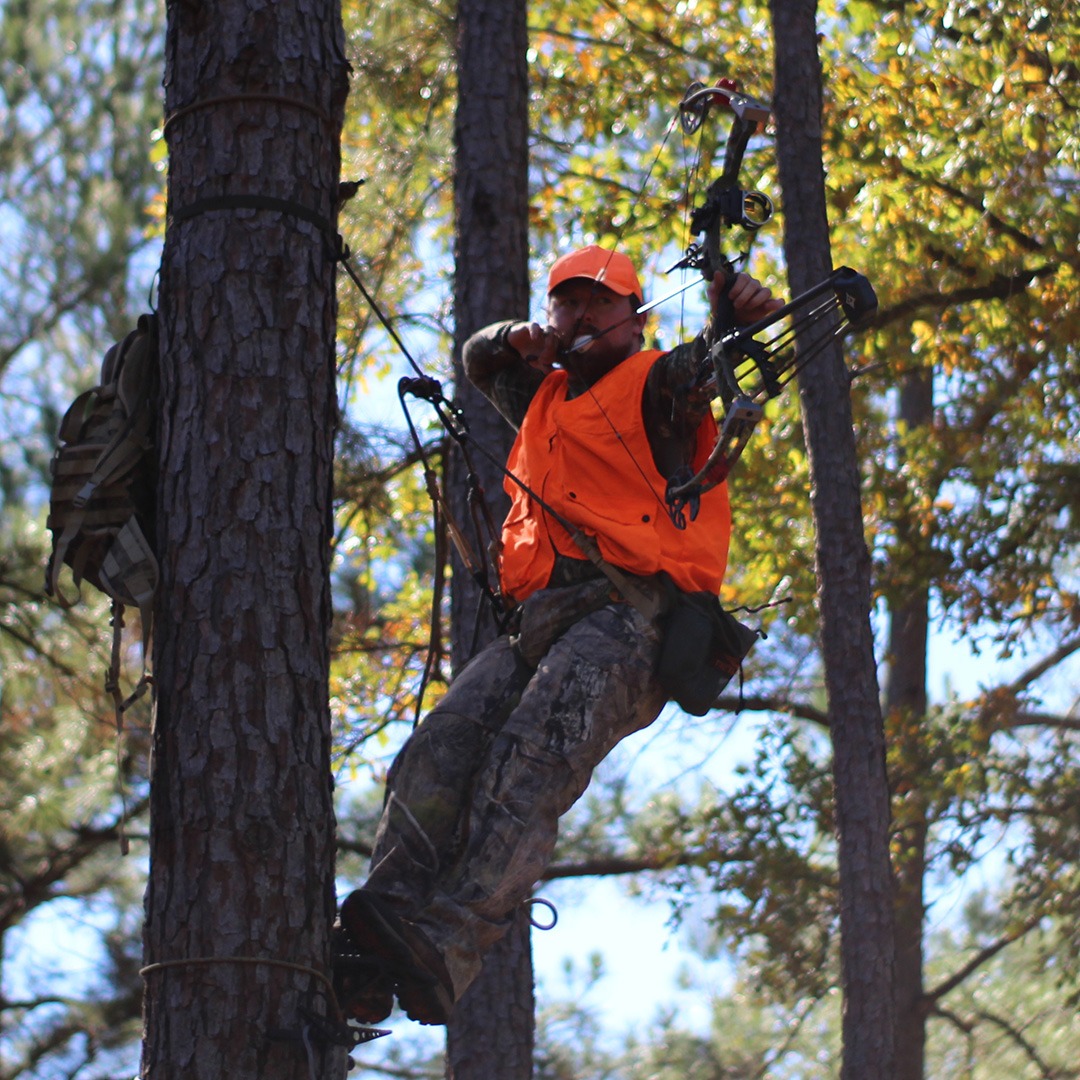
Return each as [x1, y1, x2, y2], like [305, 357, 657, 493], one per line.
[924, 911, 1043, 1004]
[0, 805, 147, 932]
[973, 632, 1080, 733]
[916, 168, 1047, 255]
[714, 692, 830, 728]
[541, 854, 681, 881]
[873, 262, 1060, 329]
[972, 1006, 1058, 1079]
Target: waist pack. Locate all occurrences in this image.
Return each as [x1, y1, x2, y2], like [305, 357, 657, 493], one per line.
[513, 568, 757, 716]
[657, 584, 758, 716]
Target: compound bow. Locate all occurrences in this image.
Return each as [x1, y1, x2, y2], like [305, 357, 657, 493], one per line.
[662, 79, 878, 529]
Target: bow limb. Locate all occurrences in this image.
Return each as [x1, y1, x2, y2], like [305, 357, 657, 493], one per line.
[664, 394, 763, 529]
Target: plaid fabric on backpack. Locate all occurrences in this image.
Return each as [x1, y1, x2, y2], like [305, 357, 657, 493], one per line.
[45, 314, 160, 754]
[46, 313, 159, 615]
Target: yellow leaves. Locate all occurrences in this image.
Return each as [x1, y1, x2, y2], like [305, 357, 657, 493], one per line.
[910, 320, 937, 356]
[144, 190, 166, 240]
[722, 399, 821, 631]
[576, 48, 601, 86]
[884, 56, 906, 86]
[329, 565, 443, 758]
[329, 0, 1079, 738]
[1019, 58, 1050, 87]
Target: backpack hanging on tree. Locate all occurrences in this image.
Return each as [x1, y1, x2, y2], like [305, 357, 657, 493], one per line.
[45, 313, 160, 721]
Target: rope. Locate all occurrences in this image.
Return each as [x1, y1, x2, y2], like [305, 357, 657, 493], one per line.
[524, 897, 558, 931]
[162, 93, 334, 140]
[169, 193, 335, 242]
[140, 955, 344, 1024]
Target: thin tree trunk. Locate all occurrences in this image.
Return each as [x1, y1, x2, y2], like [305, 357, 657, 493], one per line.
[143, 3, 348, 1078]
[889, 361, 935, 1080]
[446, 0, 533, 1075]
[446, 913, 535, 1079]
[769, 1, 896, 1075]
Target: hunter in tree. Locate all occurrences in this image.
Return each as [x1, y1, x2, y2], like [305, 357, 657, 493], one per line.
[336, 246, 781, 1026]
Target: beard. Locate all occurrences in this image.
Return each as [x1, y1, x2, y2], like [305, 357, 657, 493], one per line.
[559, 331, 638, 388]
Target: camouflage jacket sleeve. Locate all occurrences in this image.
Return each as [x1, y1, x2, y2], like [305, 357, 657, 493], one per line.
[642, 317, 719, 447]
[461, 321, 547, 431]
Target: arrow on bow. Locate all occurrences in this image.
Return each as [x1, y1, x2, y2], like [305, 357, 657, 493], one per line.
[662, 80, 879, 529]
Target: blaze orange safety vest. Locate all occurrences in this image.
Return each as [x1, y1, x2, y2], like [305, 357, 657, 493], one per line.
[499, 349, 731, 604]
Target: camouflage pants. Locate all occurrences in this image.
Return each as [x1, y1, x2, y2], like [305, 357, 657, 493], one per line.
[363, 582, 667, 999]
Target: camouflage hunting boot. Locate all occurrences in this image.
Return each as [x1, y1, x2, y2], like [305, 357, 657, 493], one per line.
[338, 890, 455, 1026]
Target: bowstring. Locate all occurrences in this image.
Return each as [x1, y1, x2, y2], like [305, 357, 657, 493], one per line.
[555, 95, 713, 521]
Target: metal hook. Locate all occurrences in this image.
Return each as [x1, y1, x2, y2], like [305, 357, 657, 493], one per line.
[525, 897, 559, 931]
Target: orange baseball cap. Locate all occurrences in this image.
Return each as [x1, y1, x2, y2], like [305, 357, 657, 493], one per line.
[546, 245, 643, 299]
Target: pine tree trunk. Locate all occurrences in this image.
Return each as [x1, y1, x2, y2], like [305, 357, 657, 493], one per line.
[142, 3, 348, 1078]
[446, 913, 535, 1079]
[769, 1, 896, 1075]
[889, 361, 935, 1080]
[446, 0, 533, 1075]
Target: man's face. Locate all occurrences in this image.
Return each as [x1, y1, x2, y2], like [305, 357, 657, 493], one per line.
[546, 280, 646, 377]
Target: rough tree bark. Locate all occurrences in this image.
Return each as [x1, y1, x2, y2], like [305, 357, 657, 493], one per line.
[445, 0, 534, 1076]
[768, 0, 896, 1076]
[142, 2, 349, 1078]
